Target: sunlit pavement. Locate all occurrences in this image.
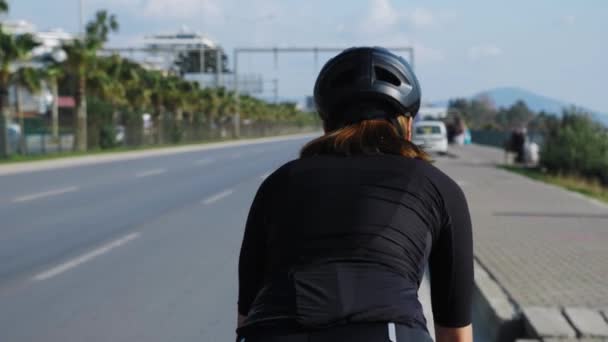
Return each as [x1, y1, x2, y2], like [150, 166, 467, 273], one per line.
[1, 139, 606, 341]
[437, 144, 608, 308]
[438, 144, 608, 340]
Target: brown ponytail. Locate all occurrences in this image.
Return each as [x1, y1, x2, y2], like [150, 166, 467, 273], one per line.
[300, 116, 430, 161]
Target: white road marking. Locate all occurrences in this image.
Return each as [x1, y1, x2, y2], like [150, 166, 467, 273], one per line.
[194, 158, 215, 165]
[202, 189, 234, 205]
[13, 186, 79, 203]
[32, 232, 141, 281]
[135, 168, 167, 178]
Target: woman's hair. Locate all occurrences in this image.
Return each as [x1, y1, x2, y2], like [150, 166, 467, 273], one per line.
[300, 115, 430, 161]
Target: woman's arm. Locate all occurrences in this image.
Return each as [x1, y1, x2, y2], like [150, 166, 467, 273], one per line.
[435, 324, 473, 342]
[236, 180, 269, 330]
[429, 178, 474, 341]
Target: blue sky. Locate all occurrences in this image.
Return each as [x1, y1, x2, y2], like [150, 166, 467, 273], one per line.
[6, 0, 608, 112]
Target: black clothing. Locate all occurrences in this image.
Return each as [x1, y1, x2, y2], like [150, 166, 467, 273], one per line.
[237, 154, 473, 337]
[240, 322, 433, 342]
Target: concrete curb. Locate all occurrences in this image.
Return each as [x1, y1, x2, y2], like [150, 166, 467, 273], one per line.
[473, 271, 608, 342]
[520, 307, 608, 341]
[473, 258, 523, 342]
[0, 132, 321, 176]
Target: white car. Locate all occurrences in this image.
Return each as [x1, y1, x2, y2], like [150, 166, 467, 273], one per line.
[412, 120, 448, 154]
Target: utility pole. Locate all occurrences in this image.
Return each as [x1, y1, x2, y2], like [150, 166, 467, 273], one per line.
[79, 0, 85, 38]
[272, 78, 278, 104]
[199, 45, 205, 82]
[216, 48, 222, 88]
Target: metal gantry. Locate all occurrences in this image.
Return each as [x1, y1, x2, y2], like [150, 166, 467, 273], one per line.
[231, 46, 415, 137]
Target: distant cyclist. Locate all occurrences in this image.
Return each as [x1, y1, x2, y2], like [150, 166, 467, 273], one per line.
[237, 47, 473, 342]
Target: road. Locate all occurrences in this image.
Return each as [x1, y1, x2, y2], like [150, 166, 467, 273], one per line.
[0, 136, 484, 342]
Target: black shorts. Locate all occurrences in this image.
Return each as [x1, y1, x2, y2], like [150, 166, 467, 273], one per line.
[239, 323, 433, 342]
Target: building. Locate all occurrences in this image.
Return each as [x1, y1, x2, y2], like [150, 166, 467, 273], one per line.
[1, 20, 73, 61]
[143, 27, 262, 94]
[143, 27, 220, 75]
[1, 20, 74, 119]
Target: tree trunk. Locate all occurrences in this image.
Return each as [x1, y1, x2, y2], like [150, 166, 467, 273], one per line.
[155, 102, 163, 145]
[16, 84, 27, 154]
[51, 77, 59, 141]
[233, 112, 240, 139]
[74, 74, 87, 152]
[175, 108, 183, 143]
[0, 87, 9, 158]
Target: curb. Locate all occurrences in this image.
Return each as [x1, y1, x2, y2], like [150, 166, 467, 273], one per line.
[522, 307, 608, 341]
[473, 258, 523, 342]
[0, 132, 320, 176]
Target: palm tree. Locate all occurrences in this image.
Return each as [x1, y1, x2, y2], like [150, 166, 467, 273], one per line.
[201, 88, 221, 133]
[91, 55, 127, 123]
[163, 77, 199, 142]
[62, 10, 118, 152]
[142, 70, 166, 144]
[119, 60, 149, 146]
[0, 24, 39, 157]
[218, 90, 239, 137]
[41, 63, 63, 141]
[13, 67, 40, 153]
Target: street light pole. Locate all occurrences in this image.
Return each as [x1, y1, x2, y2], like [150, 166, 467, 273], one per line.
[79, 0, 85, 37]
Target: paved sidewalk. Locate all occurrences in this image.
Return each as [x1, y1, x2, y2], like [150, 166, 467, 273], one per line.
[436, 144, 608, 340]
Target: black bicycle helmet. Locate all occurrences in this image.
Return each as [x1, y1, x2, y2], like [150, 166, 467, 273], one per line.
[314, 47, 421, 131]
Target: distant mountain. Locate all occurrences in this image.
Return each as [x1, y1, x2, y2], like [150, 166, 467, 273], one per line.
[435, 87, 608, 126]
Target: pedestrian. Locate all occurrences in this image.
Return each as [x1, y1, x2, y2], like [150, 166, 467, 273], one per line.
[512, 128, 526, 163]
[236, 47, 473, 342]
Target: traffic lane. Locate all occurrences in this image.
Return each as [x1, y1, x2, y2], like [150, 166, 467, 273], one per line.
[0, 143, 300, 288]
[0, 170, 259, 342]
[0, 137, 303, 235]
[0, 138, 307, 203]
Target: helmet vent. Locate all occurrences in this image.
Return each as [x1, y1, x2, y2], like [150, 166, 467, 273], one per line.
[374, 66, 403, 86]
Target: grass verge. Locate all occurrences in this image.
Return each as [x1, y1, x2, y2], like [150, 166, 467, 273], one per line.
[498, 165, 608, 204]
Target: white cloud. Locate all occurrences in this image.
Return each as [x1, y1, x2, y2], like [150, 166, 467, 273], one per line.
[359, 0, 450, 35]
[361, 0, 400, 34]
[142, 0, 222, 19]
[468, 44, 502, 61]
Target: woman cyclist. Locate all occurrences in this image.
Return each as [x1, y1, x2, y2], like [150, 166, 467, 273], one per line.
[236, 47, 473, 342]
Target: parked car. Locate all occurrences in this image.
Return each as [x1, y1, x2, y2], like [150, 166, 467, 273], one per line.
[412, 120, 448, 154]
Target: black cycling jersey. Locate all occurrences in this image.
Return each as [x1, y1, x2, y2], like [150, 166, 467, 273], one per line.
[237, 154, 473, 337]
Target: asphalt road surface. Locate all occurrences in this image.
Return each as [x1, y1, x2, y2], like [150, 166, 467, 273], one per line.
[0, 136, 460, 342]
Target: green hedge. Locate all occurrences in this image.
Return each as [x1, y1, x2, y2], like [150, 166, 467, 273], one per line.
[541, 114, 608, 185]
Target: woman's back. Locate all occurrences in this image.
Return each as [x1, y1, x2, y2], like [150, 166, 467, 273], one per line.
[238, 154, 472, 336]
